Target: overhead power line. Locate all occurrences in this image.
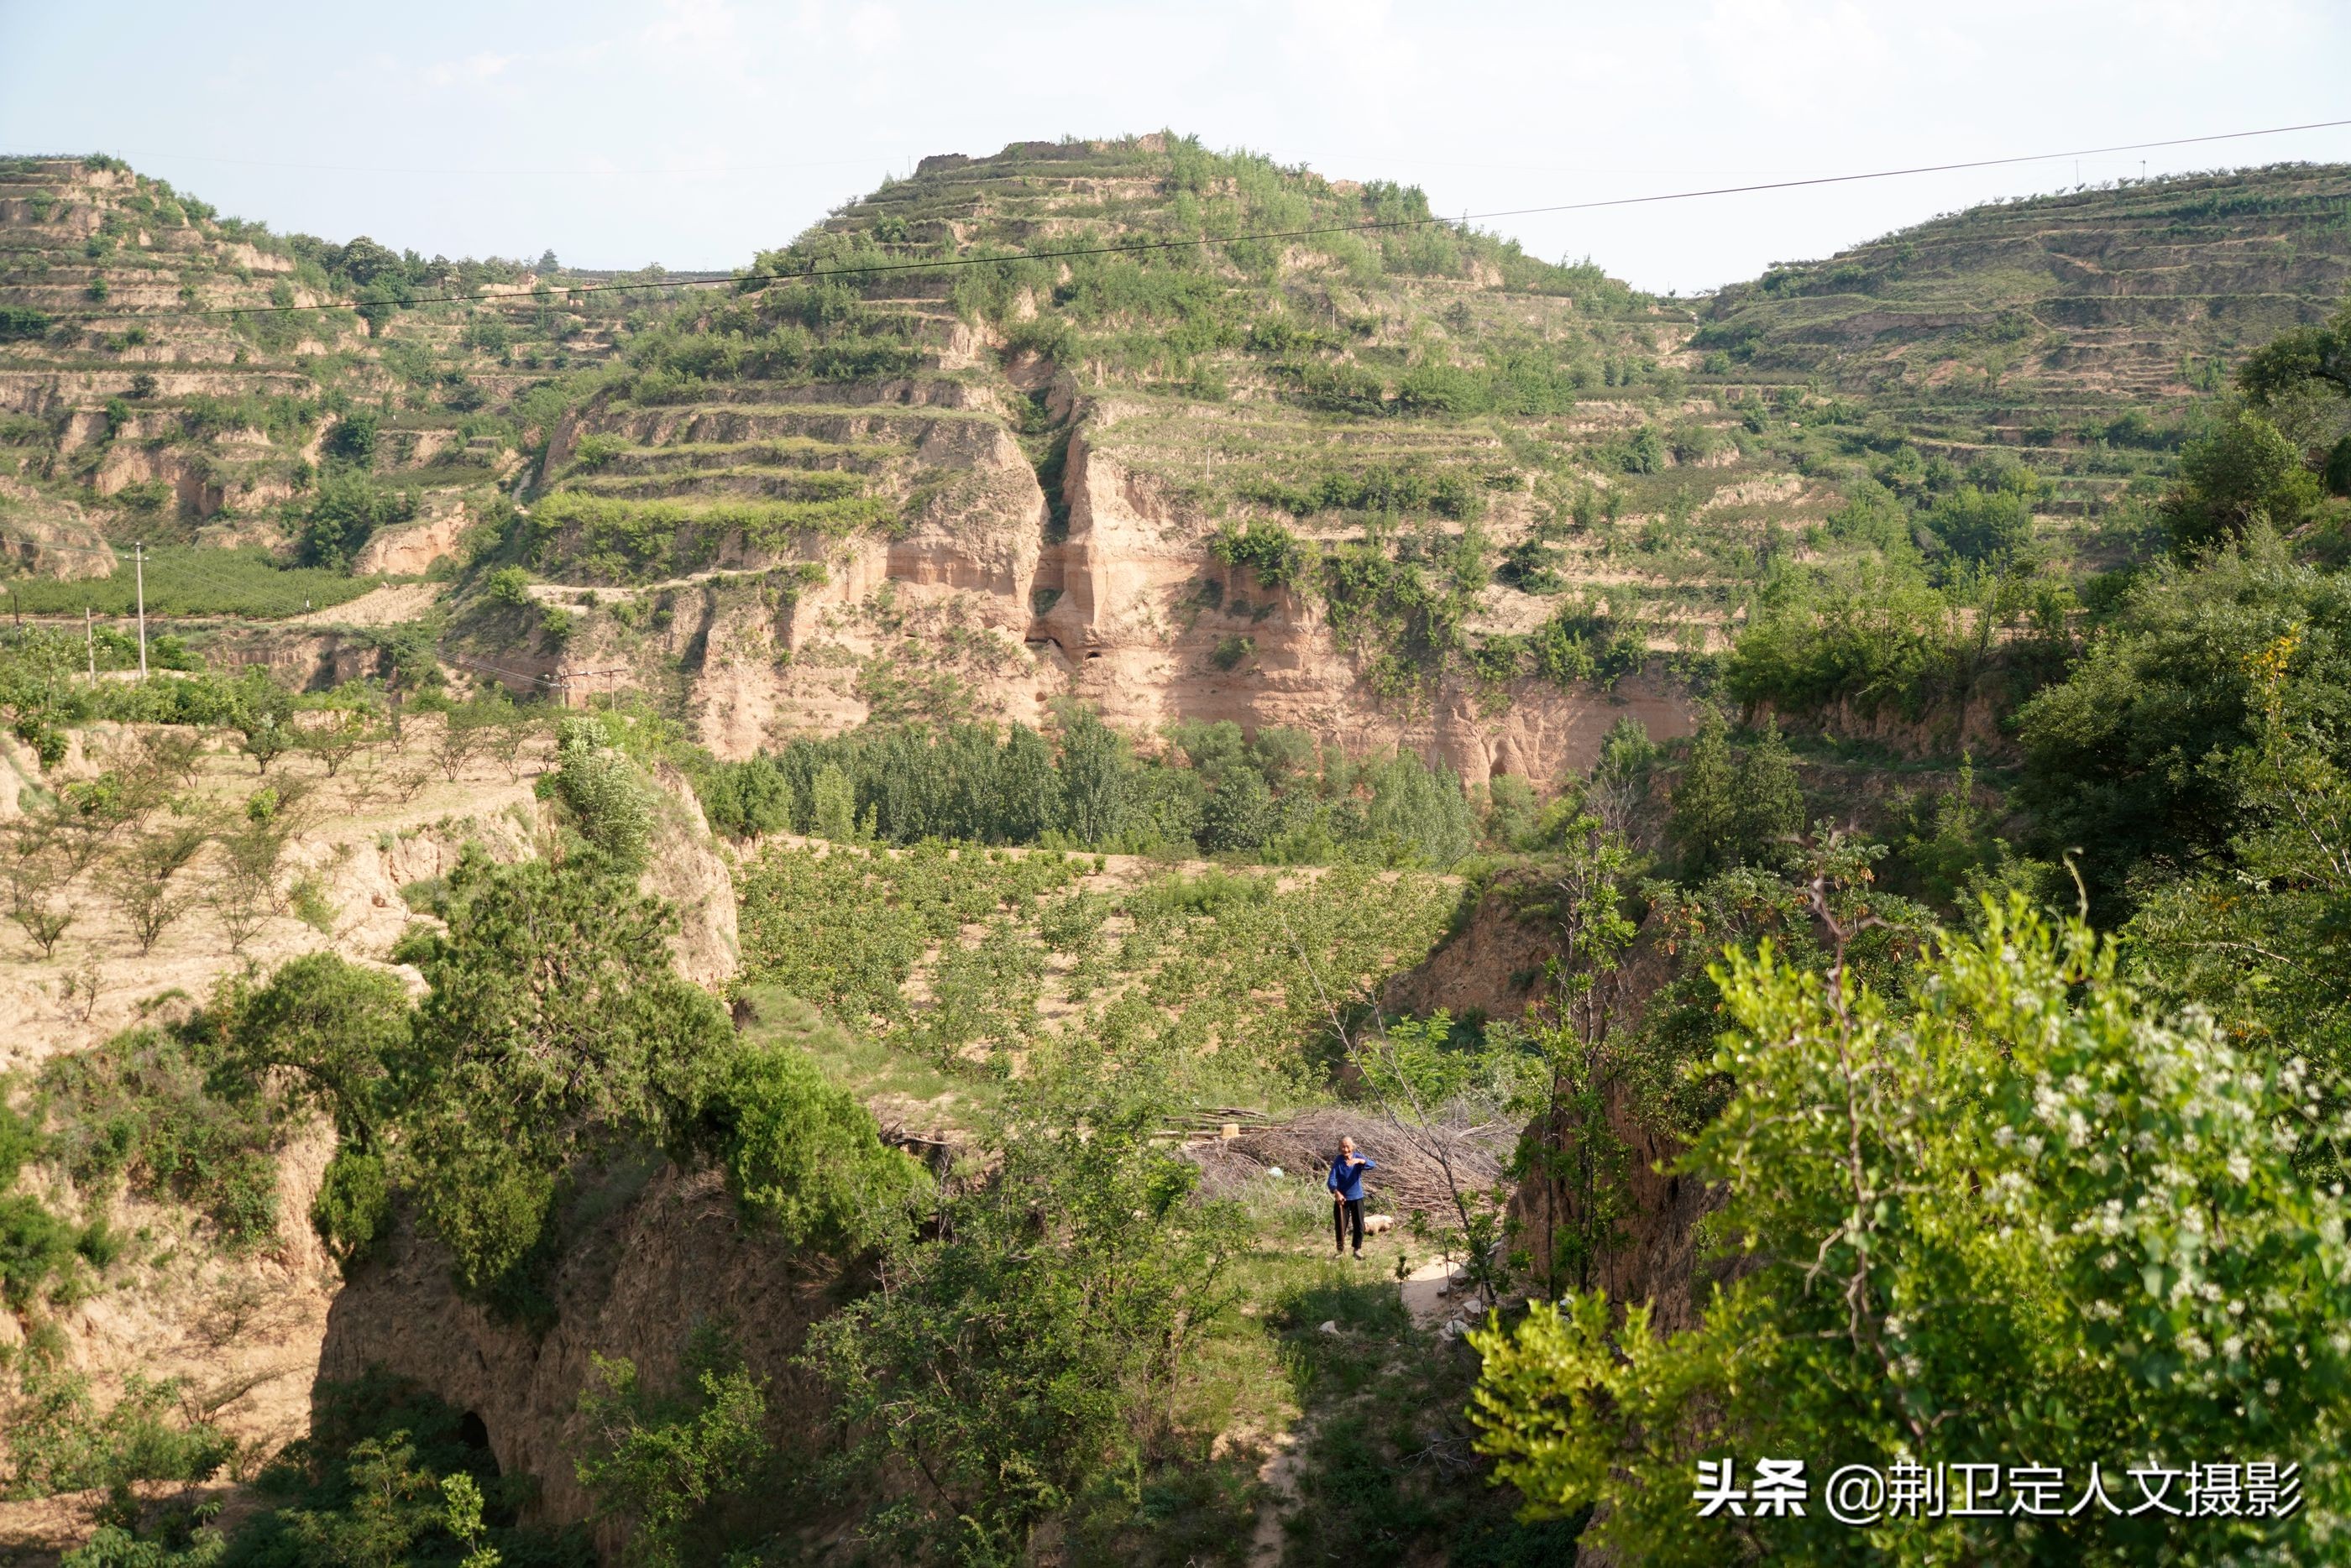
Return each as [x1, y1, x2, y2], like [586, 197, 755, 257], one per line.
[91, 149, 881, 179]
[32, 114, 2351, 327]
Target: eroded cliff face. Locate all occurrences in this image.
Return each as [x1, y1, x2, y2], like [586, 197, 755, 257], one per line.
[315, 1165, 844, 1553]
[610, 395, 1698, 779]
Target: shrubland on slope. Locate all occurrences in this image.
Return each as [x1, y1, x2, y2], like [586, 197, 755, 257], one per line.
[4, 133, 2351, 1566]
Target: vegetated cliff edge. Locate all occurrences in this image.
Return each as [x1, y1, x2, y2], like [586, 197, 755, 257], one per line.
[1386, 870, 1720, 1331]
[314, 1164, 845, 1555]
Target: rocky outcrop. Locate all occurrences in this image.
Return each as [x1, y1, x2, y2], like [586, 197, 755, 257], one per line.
[0, 478, 113, 579]
[1508, 1085, 1725, 1335]
[314, 1165, 841, 1554]
[353, 504, 470, 576]
[645, 762, 740, 988]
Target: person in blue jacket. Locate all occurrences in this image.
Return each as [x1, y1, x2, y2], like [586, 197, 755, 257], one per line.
[1327, 1136, 1376, 1257]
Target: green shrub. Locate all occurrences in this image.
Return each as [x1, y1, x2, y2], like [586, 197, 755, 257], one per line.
[3, 1362, 233, 1501]
[0, 1194, 77, 1309]
[484, 564, 533, 606]
[689, 1043, 927, 1251]
[546, 717, 655, 870]
[2167, 408, 2325, 548]
[310, 1148, 390, 1273]
[299, 469, 416, 570]
[1207, 518, 1316, 589]
[392, 852, 734, 1303]
[37, 1028, 283, 1247]
[575, 1331, 770, 1568]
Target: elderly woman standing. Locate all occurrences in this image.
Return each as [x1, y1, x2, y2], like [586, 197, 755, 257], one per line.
[1327, 1136, 1376, 1257]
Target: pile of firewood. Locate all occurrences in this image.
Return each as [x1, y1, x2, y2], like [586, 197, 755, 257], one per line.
[1179, 1105, 1516, 1218]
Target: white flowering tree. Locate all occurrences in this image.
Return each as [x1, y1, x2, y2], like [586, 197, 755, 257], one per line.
[1469, 896, 2351, 1564]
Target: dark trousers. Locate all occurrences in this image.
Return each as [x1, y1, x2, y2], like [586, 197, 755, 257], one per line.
[1333, 1197, 1364, 1252]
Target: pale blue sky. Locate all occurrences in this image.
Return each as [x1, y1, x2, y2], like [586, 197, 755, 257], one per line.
[4, 1, 2348, 294]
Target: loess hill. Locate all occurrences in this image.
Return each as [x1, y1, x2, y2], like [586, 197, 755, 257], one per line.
[3, 140, 2350, 776]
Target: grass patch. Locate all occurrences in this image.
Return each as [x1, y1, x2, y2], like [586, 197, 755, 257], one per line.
[732, 982, 1002, 1130]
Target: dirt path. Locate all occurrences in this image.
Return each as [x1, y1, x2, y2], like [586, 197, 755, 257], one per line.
[1400, 1256, 1472, 1330]
[286, 581, 441, 625]
[1250, 1419, 1312, 1568]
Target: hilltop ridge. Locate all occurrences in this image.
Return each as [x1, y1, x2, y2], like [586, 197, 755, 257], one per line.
[2, 139, 2347, 775]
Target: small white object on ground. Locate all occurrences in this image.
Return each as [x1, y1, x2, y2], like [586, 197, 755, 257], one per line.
[1318, 1320, 1340, 1335]
[1363, 1213, 1395, 1235]
[1265, 1166, 1284, 1178]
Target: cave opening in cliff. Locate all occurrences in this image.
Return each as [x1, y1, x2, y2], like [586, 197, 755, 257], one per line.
[458, 1410, 500, 1476]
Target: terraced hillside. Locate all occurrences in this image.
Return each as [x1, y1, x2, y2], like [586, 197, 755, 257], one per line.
[0, 155, 684, 610]
[1694, 165, 2351, 459]
[518, 133, 1846, 777]
[6, 144, 2349, 784]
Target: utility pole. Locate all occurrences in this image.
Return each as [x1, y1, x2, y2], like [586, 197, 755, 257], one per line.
[85, 605, 94, 678]
[134, 541, 148, 680]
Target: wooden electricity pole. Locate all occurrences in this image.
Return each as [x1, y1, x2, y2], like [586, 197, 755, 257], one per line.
[134, 541, 148, 680]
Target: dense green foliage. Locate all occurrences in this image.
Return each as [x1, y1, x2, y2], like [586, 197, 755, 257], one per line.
[573, 1330, 770, 1568]
[388, 852, 732, 1297]
[2016, 531, 2351, 905]
[681, 1038, 928, 1251]
[695, 712, 1479, 865]
[810, 1046, 1242, 1563]
[1472, 902, 2351, 1562]
[1, 549, 379, 619]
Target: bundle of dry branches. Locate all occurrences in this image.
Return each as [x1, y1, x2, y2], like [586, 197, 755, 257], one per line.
[1180, 1105, 1516, 1218]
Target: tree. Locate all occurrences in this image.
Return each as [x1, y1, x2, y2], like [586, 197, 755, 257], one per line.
[2234, 301, 2351, 405]
[1055, 705, 1128, 847]
[1917, 483, 2032, 565]
[392, 854, 732, 1297]
[1510, 797, 1642, 1298]
[809, 1051, 1240, 1561]
[3, 830, 75, 959]
[221, 953, 408, 1151]
[298, 710, 374, 779]
[2122, 646, 2351, 1103]
[208, 783, 310, 953]
[2016, 531, 2351, 907]
[102, 819, 208, 954]
[1350, 1011, 1521, 1305]
[1469, 899, 2351, 1563]
[1361, 750, 1475, 866]
[807, 761, 856, 843]
[992, 723, 1060, 843]
[575, 1331, 769, 1568]
[546, 717, 653, 870]
[484, 698, 541, 782]
[2167, 409, 2323, 550]
[234, 698, 295, 776]
[299, 469, 414, 570]
[1196, 764, 1275, 854]
[424, 708, 477, 783]
[1666, 706, 1737, 875]
[683, 1040, 924, 1252]
[1730, 713, 1804, 869]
